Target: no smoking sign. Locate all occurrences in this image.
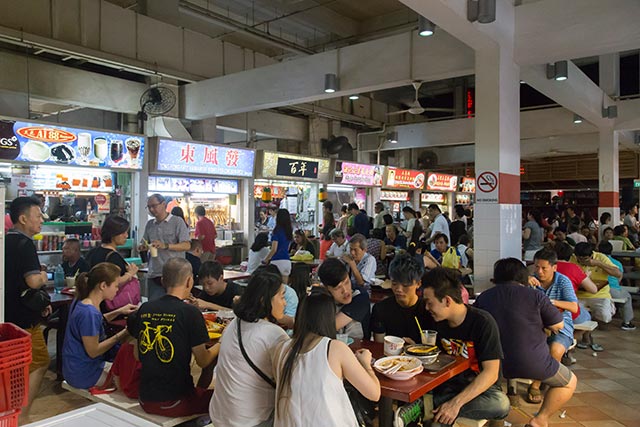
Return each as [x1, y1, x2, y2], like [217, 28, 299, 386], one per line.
[476, 171, 498, 202]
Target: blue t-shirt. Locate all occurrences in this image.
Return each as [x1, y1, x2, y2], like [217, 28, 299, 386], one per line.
[606, 255, 623, 289]
[62, 301, 106, 389]
[284, 285, 299, 318]
[353, 212, 370, 238]
[271, 229, 291, 261]
[534, 272, 577, 340]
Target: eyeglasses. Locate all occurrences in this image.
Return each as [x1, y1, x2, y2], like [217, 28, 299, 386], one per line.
[146, 203, 162, 210]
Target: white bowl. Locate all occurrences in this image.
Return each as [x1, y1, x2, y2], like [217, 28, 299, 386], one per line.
[374, 356, 424, 380]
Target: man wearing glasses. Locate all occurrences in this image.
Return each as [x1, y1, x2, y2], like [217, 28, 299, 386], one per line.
[140, 194, 191, 300]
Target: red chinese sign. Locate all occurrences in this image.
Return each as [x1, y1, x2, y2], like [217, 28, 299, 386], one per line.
[426, 173, 458, 192]
[385, 167, 425, 189]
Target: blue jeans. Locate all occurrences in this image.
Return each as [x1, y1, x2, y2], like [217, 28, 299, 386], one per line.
[433, 379, 510, 424]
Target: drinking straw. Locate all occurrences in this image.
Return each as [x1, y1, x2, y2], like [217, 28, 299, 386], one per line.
[415, 316, 426, 343]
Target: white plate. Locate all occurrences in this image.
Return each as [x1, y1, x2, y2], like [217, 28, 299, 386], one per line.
[374, 355, 423, 380]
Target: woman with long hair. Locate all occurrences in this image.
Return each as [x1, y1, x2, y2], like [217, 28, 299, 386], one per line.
[273, 287, 380, 426]
[209, 272, 289, 427]
[289, 229, 316, 257]
[247, 232, 271, 274]
[171, 206, 189, 226]
[288, 262, 311, 303]
[319, 201, 335, 260]
[62, 263, 137, 389]
[264, 208, 293, 282]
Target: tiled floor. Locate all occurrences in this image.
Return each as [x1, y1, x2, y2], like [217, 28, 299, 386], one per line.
[26, 306, 640, 426]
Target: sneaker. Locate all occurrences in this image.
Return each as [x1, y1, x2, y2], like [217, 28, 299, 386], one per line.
[621, 322, 636, 331]
[394, 399, 424, 427]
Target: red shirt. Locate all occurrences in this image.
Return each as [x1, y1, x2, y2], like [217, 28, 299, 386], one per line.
[111, 342, 141, 399]
[195, 216, 217, 253]
[556, 261, 586, 319]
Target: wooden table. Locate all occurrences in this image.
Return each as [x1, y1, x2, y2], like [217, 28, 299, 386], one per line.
[350, 340, 470, 427]
[48, 290, 75, 380]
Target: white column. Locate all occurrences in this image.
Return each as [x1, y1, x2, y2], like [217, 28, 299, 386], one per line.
[598, 128, 620, 226]
[473, 45, 522, 291]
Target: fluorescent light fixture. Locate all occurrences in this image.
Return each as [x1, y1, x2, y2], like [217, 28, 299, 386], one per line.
[418, 16, 435, 36]
[573, 114, 583, 124]
[547, 61, 568, 81]
[388, 131, 398, 144]
[349, 94, 359, 100]
[327, 184, 354, 192]
[324, 73, 338, 93]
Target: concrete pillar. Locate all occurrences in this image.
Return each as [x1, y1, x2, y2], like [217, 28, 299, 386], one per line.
[0, 91, 29, 118]
[473, 46, 522, 290]
[598, 128, 620, 225]
[599, 53, 620, 98]
[191, 117, 218, 142]
[307, 115, 327, 157]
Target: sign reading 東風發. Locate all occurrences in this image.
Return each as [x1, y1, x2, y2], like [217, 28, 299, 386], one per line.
[259, 151, 330, 182]
[0, 118, 145, 169]
[335, 161, 383, 186]
[149, 176, 238, 194]
[155, 139, 255, 177]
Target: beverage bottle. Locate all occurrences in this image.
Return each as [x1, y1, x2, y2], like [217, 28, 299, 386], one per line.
[54, 265, 65, 294]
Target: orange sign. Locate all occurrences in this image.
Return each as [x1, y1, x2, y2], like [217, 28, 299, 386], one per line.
[426, 173, 458, 192]
[16, 126, 77, 143]
[386, 167, 425, 189]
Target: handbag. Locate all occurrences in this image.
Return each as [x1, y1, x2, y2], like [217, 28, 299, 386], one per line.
[104, 251, 141, 311]
[20, 287, 51, 313]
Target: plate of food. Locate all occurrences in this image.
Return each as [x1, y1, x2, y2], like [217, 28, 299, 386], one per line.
[373, 356, 423, 380]
[205, 319, 225, 340]
[405, 344, 440, 365]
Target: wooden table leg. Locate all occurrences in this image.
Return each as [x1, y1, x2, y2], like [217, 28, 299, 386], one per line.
[379, 396, 394, 427]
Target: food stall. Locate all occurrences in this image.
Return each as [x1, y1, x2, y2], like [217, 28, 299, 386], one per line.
[422, 172, 458, 216]
[456, 176, 475, 207]
[149, 138, 255, 263]
[329, 161, 384, 213]
[255, 151, 330, 235]
[379, 190, 411, 222]
[0, 117, 145, 267]
[383, 167, 425, 220]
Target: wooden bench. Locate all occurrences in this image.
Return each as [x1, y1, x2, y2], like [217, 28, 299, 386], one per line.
[454, 418, 488, 427]
[61, 382, 211, 427]
[574, 320, 598, 331]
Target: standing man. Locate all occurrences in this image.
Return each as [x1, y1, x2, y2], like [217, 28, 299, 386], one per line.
[194, 205, 216, 257]
[373, 202, 386, 230]
[5, 197, 52, 423]
[61, 238, 89, 277]
[341, 234, 377, 289]
[422, 268, 510, 425]
[139, 194, 190, 300]
[349, 203, 370, 238]
[425, 204, 450, 250]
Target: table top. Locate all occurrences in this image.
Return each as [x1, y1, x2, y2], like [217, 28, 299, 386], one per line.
[24, 403, 160, 427]
[350, 340, 471, 402]
[47, 290, 75, 306]
[612, 250, 640, 258]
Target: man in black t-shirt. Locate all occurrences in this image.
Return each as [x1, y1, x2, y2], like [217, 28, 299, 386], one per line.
[475, 258, 576, 427]
[134, 257, 219, 417]
[422, 268, 510, 426]
[371, 254, 435, 344]
[61, 238, 89, 277]
[190, 261, 241, 310]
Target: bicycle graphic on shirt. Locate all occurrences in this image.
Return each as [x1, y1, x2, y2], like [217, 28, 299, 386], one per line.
[139, 322, 175, 363]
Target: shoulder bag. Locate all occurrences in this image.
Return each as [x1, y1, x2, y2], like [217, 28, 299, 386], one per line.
[104, 251, 141, 311]
[237, 319, 276, 388]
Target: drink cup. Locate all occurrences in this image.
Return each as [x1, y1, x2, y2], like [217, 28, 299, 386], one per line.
[421, 330, 438, 346]
[65, 277, 76, 288]
[94, 137, 108, 161]
[150, 246, 158, 257]
[384, 335, 404, 356]
[337, 333, 349, 344]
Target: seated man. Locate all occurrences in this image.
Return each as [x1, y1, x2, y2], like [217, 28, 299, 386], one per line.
[318, 258, 370, 340]
[430, 234, 461, 269]
[342, 233, 377, 289]
[326, 228, 349, 258]
[528, 249, 578, 400]
[597, 241, 636, 330]
[554, 228, 576, 247]
[475, 258, 577, 427]
[186, 239, 203, 285]
[190, 261, 241, 311]
[570, 242, 621, 324]
[61, 238, 89, 277]
[567, 224, 587, 245]
[371, 254, 435, 344]
[422, 268, 510, 425]
[384, 224, 407, 250]
[612, 225, 636, 250]
[133, 257, 219, 417]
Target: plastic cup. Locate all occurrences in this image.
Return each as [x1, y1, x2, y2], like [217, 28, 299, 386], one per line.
[150, 246, 158, 257]
[337, 333, 349, 344]
[421, 330, 437, 346]
[65, 277, 76, 288]
[384, 335, 404, 356]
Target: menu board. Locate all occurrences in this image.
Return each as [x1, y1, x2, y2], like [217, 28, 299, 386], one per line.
[0, 119, 144, 169]
[156, 139, 255, 177]
[380, 190, 410, 201]
[421, 192, 447, 204]
[456, 193, 472, 205]
[336, 161, 383, 186]
[459, 177, 476, 193]
[32, 166, 114, 192]
[426, 173, 458, 192]
[385, 167, 425, 189]
[149, 176, 238, 194]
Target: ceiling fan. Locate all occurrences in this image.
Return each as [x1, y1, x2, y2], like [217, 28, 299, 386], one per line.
[386, 81, 455, 116]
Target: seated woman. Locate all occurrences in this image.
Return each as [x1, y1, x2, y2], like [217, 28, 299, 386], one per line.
[209, 272, 290, 427]
[247, 232, 271, 274]
[273, 287, 380, 426]
[62, 262, 137, 389]
[289, 229, 316, 257]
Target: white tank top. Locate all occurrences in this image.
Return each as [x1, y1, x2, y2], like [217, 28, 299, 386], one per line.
[274, 337, 358, 427]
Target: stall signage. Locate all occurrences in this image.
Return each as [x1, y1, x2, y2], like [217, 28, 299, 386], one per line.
[95, 193, 110, 213]
[31, 166, 114, 192]
[386, 167, 425, 189]
[276, 156, 319, 179]
[459, 177, 476, 193]
[634, 179, 640, 189]
[337, 162, 383, 186]
[254, 186, 287, 199]
[149, 176, 238, 194]
[0, 119, 145, 169]
[421, 193, 446, 204]
[156, 139, 255, 177]
[380, 190, 410, 201]
[426, 173, 458, 192]
[456, 193, 472, 205]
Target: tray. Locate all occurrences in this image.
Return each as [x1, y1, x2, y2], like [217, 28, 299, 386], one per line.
[423, 354, 457, 372]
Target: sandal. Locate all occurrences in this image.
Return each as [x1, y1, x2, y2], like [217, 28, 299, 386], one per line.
[591, 343, 604, 352]
[526, 385, 543, 404]
[576, 342, 589, 349]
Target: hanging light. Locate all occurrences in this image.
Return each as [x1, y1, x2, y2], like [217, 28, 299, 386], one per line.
[573, 114, 583, 124]
[418, 16, 435, 37]
[261, 187, 272, 202]
[467, 0, 496, 24]
[546, 61, 568, 81]
[388, 131, 398, 144]
[349, 94, 359, 100]
[324, 73, 338, 93]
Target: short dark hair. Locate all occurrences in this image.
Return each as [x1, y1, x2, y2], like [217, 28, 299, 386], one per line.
[597, 241, 613, 255]
[375, 202, 384, 210]
[574, 242, 593, 257]
[458, 234, 470, 245]
[534, 248, 557, 265]
[199, 260, 223, 280]
[234, 272, 283, 323]
[9, 196, 40, 223]
[613, 225, 626, 236]
[341, 205, 348, 214]
[554, 241, 574, 261]
[100, 215, 130, 243]
[194, 205, 206, 217]
[383, 214, 393, 225]
[329, 228, 344, 239]
[254, 264, 283, 282]
[317, 258, 348, 288]
[434, 233, 449, 244]
[422, 267, 462, 304]
[63, 238, 81, 250]
[348, 233, 367, 250]
[567, 223, 579, 233]
[402, 206, 415, 216]
[428, 204, 441, 212]
[389, 254, 424, 285]
[493, 258, 529, 285]
[162, 257, 193, 289]
[348, 202, 359, 211]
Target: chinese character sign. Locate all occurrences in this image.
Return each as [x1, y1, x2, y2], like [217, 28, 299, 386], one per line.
[337, 162, 383, 186]
[426, 173, 458, 192]
[386, 167, 425, 189]
[276, 157, 319, 179]
[156, 139, 255, 177]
